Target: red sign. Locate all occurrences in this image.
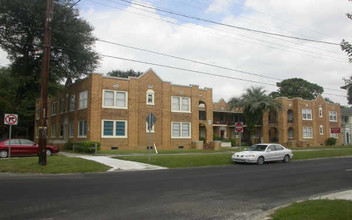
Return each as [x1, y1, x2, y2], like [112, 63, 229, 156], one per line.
[4, 114, 18, 125]
[235, 122, 243, 133]
[330, 128, 340, 134]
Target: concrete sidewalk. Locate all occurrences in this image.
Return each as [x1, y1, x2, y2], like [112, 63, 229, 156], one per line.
[59, 152, 167, 172]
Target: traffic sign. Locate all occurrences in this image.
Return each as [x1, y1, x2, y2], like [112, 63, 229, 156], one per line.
[235, 122, 243, 133]
[4, 114, 18, 125]
[146, 112, 157, 130]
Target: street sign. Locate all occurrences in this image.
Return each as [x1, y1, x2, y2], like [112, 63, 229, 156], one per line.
[4, 114, 18, 125]
[330, 128, 340, 134]
[235, 122, 243, 133]
[146, 112, 157, 130]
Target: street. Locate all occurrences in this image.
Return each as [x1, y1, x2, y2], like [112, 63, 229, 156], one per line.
[0, 157, 351, 219]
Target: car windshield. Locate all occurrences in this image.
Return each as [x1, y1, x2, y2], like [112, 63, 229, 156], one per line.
[246, 144, 268, 152]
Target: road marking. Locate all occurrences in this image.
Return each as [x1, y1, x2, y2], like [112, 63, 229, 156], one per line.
[346, 169, 352, 172]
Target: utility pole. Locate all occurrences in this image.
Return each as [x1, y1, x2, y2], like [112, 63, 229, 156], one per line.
[39, 0, 54, 165]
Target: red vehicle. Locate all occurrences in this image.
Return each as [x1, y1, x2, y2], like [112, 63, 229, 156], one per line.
[0, 139, 59, 158]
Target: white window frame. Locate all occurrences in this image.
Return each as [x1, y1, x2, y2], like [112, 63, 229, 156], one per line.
[70, 95, 75, 112]
[69, 121, 74, 138]
[171, 96, 191, 113]
[319, 107, 323, 117]
[171, 122, 191, 138]
[319, 125, 324, 135]
[330, 132, 338, 138]
[102, 90, 128, 109]
[303, 127, 313, 139]
[50, 123, 56, 138]
[146, 89, 155, 105]
[79, 90, 88, 110]
[146, 122, 155, 133]
[101, 120, 128, 138]
[78, 120, 87, 138]
[302, 108, 312, 120]
[329, 111, 337, 122]
[51, 102, 57, 116]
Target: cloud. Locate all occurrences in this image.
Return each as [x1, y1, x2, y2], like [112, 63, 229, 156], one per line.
[206, 0, 235, 14]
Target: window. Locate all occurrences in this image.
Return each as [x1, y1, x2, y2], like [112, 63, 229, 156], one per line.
[319, 107, 323, 117]
[78, 120, 87, 137]
[329, 111, 337, 122]
[171, 97, 191, 112]
[303, 127, 313, 138]
[4, 140, 20, 145]
[268, 145, 276, 151]
[59, 98, 64, 113]
[320, 125, 324, 135]
[79, 90, 88, 109]
[302, 108, 312, 120]
[69, 121, 74, 137]
[101, 120, 127, 138]
[146, 122, 155, 133]
[103, 90, 128, 109]
[275, 145, 284, 151]
[70, 95, 75, 111]
[146, 89, 155, 105]
[59, 124, 64, 137]
[51, 102, 57, 115]
[51, 123, 56, 137]
[20, 139, 34, 145]
[330, 132, 338, 138]
[171, 122, 191, 138]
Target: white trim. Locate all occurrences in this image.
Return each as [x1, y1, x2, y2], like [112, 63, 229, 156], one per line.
[171, 122, 191, 138]
[171, 96, 191, 113]
[319, 125, 324, 135]
[303, 126, 313, 139]
[102, 89, 128, 109]
[101, 120, 128, 138]
[319, 107, 323, 117]
[302, 108, 312, 120]
[146, 89, 155, 105]
[329, 111, 338, 122]
[79, 90, 88, 110]
[146, 121, 155, 133]
[78, 120, 87, 137]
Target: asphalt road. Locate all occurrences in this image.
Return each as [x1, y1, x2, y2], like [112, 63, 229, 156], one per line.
[0, 157, 351, 220]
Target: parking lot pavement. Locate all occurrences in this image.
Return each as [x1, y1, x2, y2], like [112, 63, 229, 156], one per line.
[59, 152, 167, 172]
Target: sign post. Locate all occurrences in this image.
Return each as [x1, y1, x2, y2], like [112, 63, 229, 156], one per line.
[235, 122, 244, 151]
[146, 112, 157, 162]
[4, 114, 18, 159]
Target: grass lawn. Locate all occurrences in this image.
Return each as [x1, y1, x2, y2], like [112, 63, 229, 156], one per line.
[0, 155, 110, 174]
[272, 200, 352, 220]
[288, 145, 352, 151]
[114, 148, 352, 168]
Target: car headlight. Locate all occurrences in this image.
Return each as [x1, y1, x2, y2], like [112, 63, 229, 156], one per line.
[245, 155, 256, 158]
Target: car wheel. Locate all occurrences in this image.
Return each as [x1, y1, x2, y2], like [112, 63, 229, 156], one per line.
[283, 155, 290, 163]
[257, 156, 264, 165]
[46, 149, 52, 157]
[0, 150, 8, 158]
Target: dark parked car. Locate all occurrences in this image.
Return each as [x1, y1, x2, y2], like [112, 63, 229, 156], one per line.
[0, 139, 59, 158]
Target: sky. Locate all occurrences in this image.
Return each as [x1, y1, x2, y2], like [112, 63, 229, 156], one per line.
[1, 0, 352, 105]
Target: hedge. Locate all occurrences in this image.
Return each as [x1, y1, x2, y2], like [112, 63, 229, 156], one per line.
[64, 141, 101, 153]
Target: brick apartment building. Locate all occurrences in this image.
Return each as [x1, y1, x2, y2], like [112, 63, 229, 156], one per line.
[35, 69, 213, 150]
[35, 69, 341, 149]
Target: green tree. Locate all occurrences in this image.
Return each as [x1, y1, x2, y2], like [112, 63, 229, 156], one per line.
[341, 4, 352, 104]
[270, 78, 324, 100]
[229, 87, 280, 143]
[0, 0, 98, 138]
[107, 69, 143, 78]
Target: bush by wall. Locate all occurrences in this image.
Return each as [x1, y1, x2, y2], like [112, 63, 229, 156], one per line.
[326, 137, 337, 146]
[64, 141, 101, 153]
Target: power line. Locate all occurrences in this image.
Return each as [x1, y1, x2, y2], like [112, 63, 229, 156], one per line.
[117, 0, 341, 46]
[100, 53, 346, 98]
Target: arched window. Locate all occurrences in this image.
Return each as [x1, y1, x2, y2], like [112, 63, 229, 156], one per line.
[319, 107, 323, 117]
[287, 109, 293, 123]
[146, 89, 155, 105]
[288, 127, 294, 139]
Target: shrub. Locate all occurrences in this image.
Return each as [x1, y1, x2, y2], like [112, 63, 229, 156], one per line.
[213, 136, 228, 142]
[63, 142, 74, 150]
[326, 137, 337, 146]
[199, 137, 206, 142]
[72, 141, 101, 153]
[229, 138, 236, 147]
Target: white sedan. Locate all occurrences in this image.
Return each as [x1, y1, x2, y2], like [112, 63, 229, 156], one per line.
[232, 143, 294, 165]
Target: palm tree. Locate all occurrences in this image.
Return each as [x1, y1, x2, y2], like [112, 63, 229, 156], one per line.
[229, 87, 280, 143]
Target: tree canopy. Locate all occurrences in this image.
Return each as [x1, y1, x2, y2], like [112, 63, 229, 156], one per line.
[107, 69, 143, 78]
[229, 87, 280, 144]
[0, 0, 98, 138]
[341, 2, 352, 104]
[270, 78, 324, 100]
